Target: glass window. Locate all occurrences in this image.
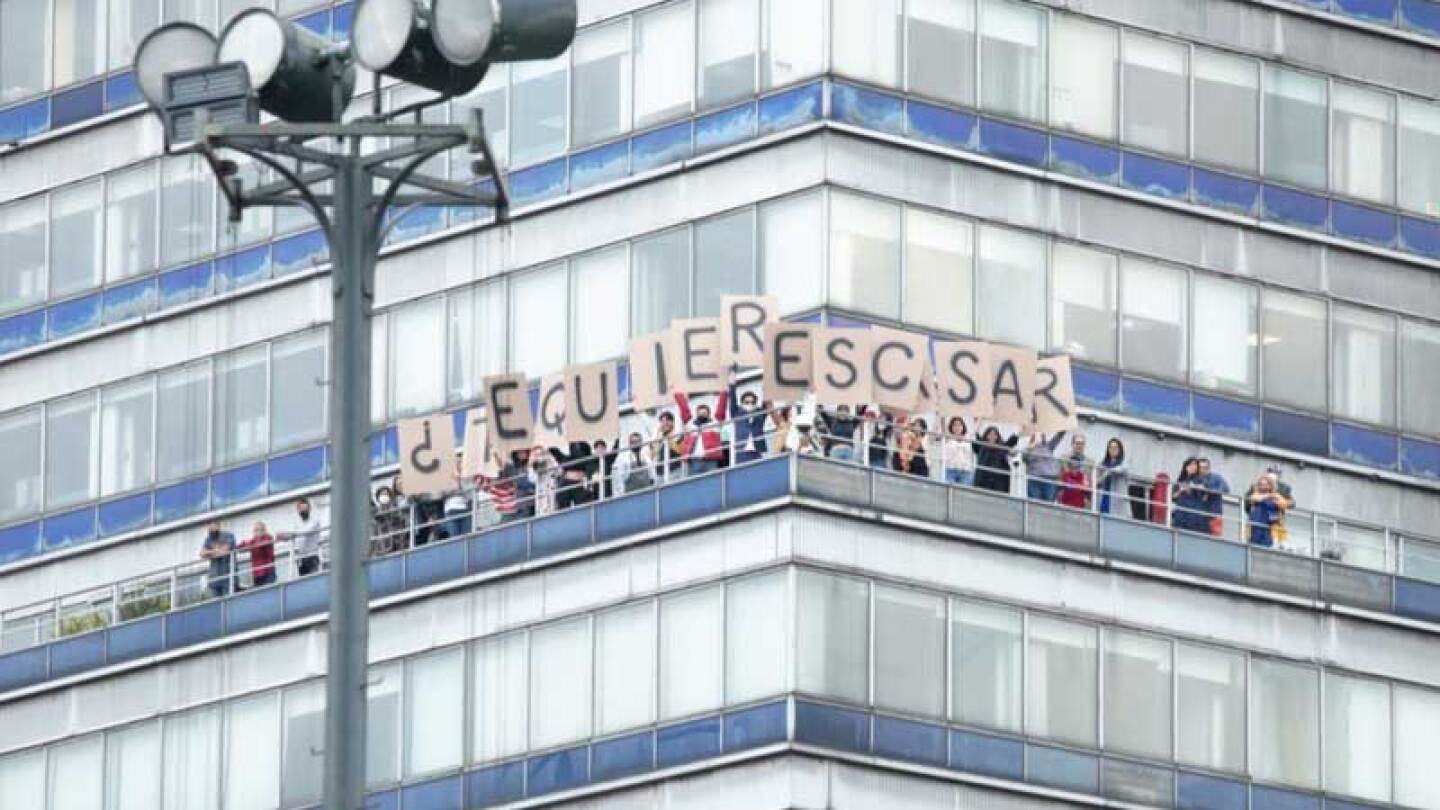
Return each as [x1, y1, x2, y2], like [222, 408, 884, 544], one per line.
[1194, 49, 1258, 173]
[761, 0, 823, 88]
[101, 378, 155, 497]
[874, 585, 945, 717]
[0, 196, 46, 315]
[1103, 629, 1172, 759]
[1324, 673, 1391, 803]
[107, 162, 159, 282]
[1177, 644, 1245, 772]
[281, 682, 324, 808]
[0, 407, 41, 520]
[106, 721, 161, 810]
[572, 20, 630, 147]
[904, 208, 974, 334]
[632, 227, 691, 335]
[1403, 320, 1440, 436]
[951, 600, 1021, 731]
[1261, 290, 1327, 413]
[571, 245, 630, 363]
[1191, 275, 1257, 396]
[367, 662, 402, 788]
[164, 0, 214, 28]
[907, 0, 975, 107]
[512, 55, 568, 167]
[1026, 616, 1097, 746]
[405, 648, 464, 777]
[1263, 65, 1327, 190]
[1049, 15, 1116, 139]
[48, 733, 102, 810]
[110, 0, 160, 71]
[214, 345, 269, 465]
[453, 65, 508, 171]
[390, 296, 445, 417]
[1121, 258, 1187, 381]
[761, 191, 823, 315]
[795, 570, 868, 704]
[1395, 686, 1440, 809]
[161, 154, 215, 269]
[51, 180, 105, 298]
[596, 602, 656, 734]
[1399, 97, 1440, 217]
[834, 0, 901, 88]
[473, 632, 528, 762]
[829, 192, 901, 319]
[163, 705, 221, 810]
[979, 0, 1046, 122]
[446, 288, 477, 405]
[448, 281, 509, 404]
[699, 0, 756, 108]
[371, 312, 388, 424]
[1252, 658, 1320, 788]
[47, 392, 99, 508]
[1332, 83, 1395, 204]
[225, 693, 280, 810]
[0, 749, 45, 810]
[635, 2, 693, 127]
[530, 617, 592, 749]
[726, 570, 789, 704]
[54, 0, 103, 86]
[661, 585, 723, 720]
[1333, 304, 1396, 426]
[511, 264, 568, 378]
[695, 210, 756, 318]
[271, 331, 326, 449]
[1122, 32, 1187, 156]
[1050, 243, 1117, 365]
[158, 361, 211, 482]
[977, 224, 1046, 349]
[0, 0, 50, 103]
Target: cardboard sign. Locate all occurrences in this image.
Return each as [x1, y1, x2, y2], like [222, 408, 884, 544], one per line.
[935, 340, 995, 422]
[565, 361, 620, 443]
[869, 326, 928, 413]
[628, 331, 680, 411]
[762, 323, 814, 402]
[1033, 354, 1079, 433]
[813, 328, 873, 407]
[534, 373, 568, 450]
[483, 373, 533, 455]
[398, 415, 457, 497]
[460, 407, 497, 478]
[719, 295, 778, 369]
[673, 317, 723, 393]
[988, 344, 1037, 428]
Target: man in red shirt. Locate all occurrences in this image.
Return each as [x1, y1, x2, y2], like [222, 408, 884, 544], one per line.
[239, 521, 277, 588]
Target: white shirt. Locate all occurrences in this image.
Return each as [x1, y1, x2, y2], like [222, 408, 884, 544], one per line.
[293, 510, 328, 556]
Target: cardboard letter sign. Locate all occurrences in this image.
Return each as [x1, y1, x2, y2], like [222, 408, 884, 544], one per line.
[719, 295, 777, 369]
[398, 415, 457, 497]
[565, 361, 620, 444]
[763, 323, 813, 402]
[535, 373, 568, 450]
[628, 331, 680, 411]
[869, 326, 928, 413]
[935, 340, 994, 422]
[814, 328, 873, 406]
[460, 407, 497, 478]
[988, 344, 1037, 428]
[674, 317, 722, 393]
[483, 373, 533, 455]
[1033, 354, 1079, 433]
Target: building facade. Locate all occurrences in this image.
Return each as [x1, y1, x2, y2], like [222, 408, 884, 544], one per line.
[3, 0, 1440, 808]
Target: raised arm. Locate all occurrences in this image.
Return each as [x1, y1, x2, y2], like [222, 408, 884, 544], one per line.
[673, 389, 693, 423]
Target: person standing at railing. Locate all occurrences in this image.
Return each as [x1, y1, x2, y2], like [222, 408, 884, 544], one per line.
[864, 407, 895, 469]
[892, 428, 930, 477]
[528, 445, 560, 515]
[941, 416, 976, 487]
[239, 521, 276, 588]
[1096, 438, 1129, 516]
[1197, 458, 1231, 537]
[1244, 473, 1288, 548]
[672, 386, 729, 476]
[613, 432, 656, 495]
[1023, 432, 1066, 502]
[591, 439, 618, 499]
[550, 442, 597, 510]
[729, 372, 769, 464]
[655, 411, 684, 479]
[287, 497, 326, 576]
[199, 521, 237, 598]
[768, 405, 793, 454]
[973, 425, 1019, 494]
[1172, 458, 1210, 534]
[820, 404, 861, 461]
[1057, 434, 1092, 510]
[370, 486, 405, 555]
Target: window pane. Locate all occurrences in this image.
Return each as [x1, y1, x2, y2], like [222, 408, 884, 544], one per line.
[700, 0, 757, 108]
[367, 662, 402, 788]
[51, 180, 105, 297]
[761, 0, 822, 88]
[161, 154, 215, 268]
[874, 585, 945, 717]
[0, 196, 46, 315]
[572, 20, 631, 147]
[101, 378, 155, 496]
[158, 362, 211, 482]
[1399, 98, 1440, 216]
[572, 245, 630, 363]
[405, 648, 464, 777]
[1261, 290, 1326, 412]
[904, 208, 974, 334]
[1103, 629, 1172, 759]
[1264, 65, 1327, 190]
[214, 345, 269, 465]
[530, 618, 592, 749]
[1122, 32, 1187, 156]
[1395, 686, 1440, 809]
[632, 228, 690, 335]
[106, 721, 161, 810]
[49, 733, 103, 810]
[1194, 49, 1258, 173]
[512, 264, 568, 378]
[390, 297, 445, 417]
[372, 312, 388, 424]
[977, 225, 1046, 349]
[979, 0, 1046, 122]
[1332, 83, 1395, 204]
[107, 162, 158, 282]
[446, 288, 476, 405]
[829, 192, 901, 319]
[0, 749, 46, 810]
[1403, 320, 1440, 436]
[1252, 658, 1320, 788]
[834, 0, 901, 87]
[795, 570, 868, 704]
[1325, 673, 1391, 802]
[473, 632, 528, 762]
[0, 0, 50, 103]
[1050, 15, 1116, 139]
[512, 55, 568, 167]
[47, 392, 98, 508]
[163, 706, 221, 810]
[271, 331, 326, 449]
[661, 585, 723, 720]
[907, 0, 975, 107]
[1177, 644, 1244, 772]
[225, 693, 280, 810]
[1121, 258, 1187, 381]
[726, 570, 789, 704]
[1191, 275, 1257, 396]
[951, 600, 1021, 731]
[1333, 305, 1396, 426]
[282, 682, 324, 807]
[695, 209, 755, 318]
[596, 602, 656, 734]
[0, 408, 41, 520]
[1050, 243, 1117, 365]
[110, 0, 160, 71]
[635, 2, 693, 127]
[452, 65, 508, 171]
[477, 280, 507, 379]
[761, 191, 823, 315]
[1025, 615, 1097, 746]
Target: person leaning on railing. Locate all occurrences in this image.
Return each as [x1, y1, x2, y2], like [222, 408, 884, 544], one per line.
[1244, 472, 1289, 548]
[198, 521, 237, 598]
[973, 425, 1019, 494]
[238, 521, 276, 588]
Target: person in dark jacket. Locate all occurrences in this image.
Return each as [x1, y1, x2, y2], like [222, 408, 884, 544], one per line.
[891, 428, 930, 478]
[821, 405, 861, 461]
[505, 449, 536, 520]
[1172, 457, 1209, 534]
[864, 408, 894, 469]
[728, 373, 769, 464]
[973, 426, 1019, 494]
[591, 439, 617, 499]
[549, 442, 595, 510]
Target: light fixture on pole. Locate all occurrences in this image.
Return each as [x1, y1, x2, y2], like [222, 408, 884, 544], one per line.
[218, 8, 355, 122]
[353, 0, 489, 95]
[433, 0, 577, 66]
[134, 22, 220, 108]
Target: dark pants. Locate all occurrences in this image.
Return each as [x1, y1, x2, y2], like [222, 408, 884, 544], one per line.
[208, 577, 232, 598]
[252, 570, 276, 587]
[735, 449, 763, 464]
[298, 555, 320, 577]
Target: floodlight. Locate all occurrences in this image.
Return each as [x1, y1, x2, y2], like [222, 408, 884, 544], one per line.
[218, 8, 355, 122]
[432, 0, 577, 67]
[353, 0, 489, 95]
[135, 23, 219, 109]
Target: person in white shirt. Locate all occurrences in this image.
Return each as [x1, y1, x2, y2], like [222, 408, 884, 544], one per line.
[612, 432, 656, 495]
[941, 416, 977, 487]
[285, 497, 328, 576]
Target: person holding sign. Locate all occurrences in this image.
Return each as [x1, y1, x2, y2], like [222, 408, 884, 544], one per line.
[672, 387, 729, 476]
[728, 370, 769, 463]
[974, 425, 1020, 494]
